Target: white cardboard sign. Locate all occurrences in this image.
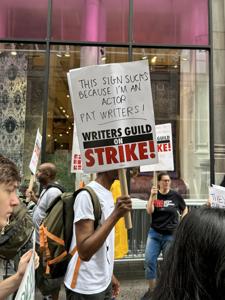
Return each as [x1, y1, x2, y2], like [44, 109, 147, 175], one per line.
[68, 60, 158, 173]
[209, 184, 225, 208]
[29, 129, 42, 174]
[141, 123, 174, 172]
[15, 234, 35, 300]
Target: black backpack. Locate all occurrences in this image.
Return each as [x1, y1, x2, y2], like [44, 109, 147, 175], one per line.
[39, 186, 102, 284]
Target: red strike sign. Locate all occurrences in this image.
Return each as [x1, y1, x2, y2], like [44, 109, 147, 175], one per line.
[157, 143, 171, 152]
[84, 140, 155, 167]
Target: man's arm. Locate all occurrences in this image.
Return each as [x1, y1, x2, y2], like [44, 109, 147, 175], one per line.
[181, 206, 188, 218]
[146, 186, 157, 215]
[76, 196, 132, 261]
[0, 250, 38, 299]
[0, 272, 24, 299]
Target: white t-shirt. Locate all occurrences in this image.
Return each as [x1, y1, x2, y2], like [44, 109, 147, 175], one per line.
[64, 181, 115, 294]
[32, 187, 62, 244]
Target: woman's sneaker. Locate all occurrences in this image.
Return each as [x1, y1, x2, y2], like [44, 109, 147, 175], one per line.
[140, 288, 153, 300]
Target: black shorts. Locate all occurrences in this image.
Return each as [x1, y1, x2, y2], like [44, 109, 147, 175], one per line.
[65, 283, 112, 300]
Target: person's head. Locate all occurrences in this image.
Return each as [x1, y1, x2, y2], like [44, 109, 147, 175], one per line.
[96, 169, 119, 189]
[157, 172, 171, 193]
[0, 154, 21, 229]
[36, 163, 57, 186]
[153, 206, 225, 300]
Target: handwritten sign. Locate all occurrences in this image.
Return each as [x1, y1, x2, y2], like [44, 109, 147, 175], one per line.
[68, 60, 158, 173]
[141, 123, 174, 172]
[209, 185, 225, 208]
[29, 129, 42, 174]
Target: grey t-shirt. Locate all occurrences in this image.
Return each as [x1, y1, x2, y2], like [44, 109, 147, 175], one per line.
[32, 187, 62, 244]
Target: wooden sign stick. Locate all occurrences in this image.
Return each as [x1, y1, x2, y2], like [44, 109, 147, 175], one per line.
[28, 174, 35, 192]
[118, 168, 132, 230]
[26, 174, 35, 203]
[90, 173, 95, 181]
[152, 171, 158, 201]
[153, 171, 158, 187]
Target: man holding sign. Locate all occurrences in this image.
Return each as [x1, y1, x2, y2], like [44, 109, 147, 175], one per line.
[0, 155, 39, 299]
[64, 170, 132, 299]
[67, 60, 158, 299]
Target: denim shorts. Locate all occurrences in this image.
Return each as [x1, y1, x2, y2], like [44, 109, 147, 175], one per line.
[144, 228, 173, 279]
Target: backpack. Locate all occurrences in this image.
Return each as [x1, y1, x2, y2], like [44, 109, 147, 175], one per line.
[0, 203, 34, 260]
[39, 186, 101, 284]
[39, 182, 65, 200]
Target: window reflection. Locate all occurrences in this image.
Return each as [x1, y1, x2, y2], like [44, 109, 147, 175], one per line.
[131, 48, 209, 200]
[47, 46, 209, 198]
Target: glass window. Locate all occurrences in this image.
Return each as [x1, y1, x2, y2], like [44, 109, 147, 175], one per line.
[51, 0, 129, 42]
[133, 0, 209, 45]
[0, 0, 48, 39]
[131, 48, 209, 200]
[47, 46, 129, 190]
[0, 43, 46, 181]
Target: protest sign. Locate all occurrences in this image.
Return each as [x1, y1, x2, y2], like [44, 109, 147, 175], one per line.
[15, 234, 35, 300]
[68, 60, 158, 173]
[141, 123, 174, 172]
[29, 129, 42, 175]
[209, 185, 225, 208]
[71, 125, 83, 173]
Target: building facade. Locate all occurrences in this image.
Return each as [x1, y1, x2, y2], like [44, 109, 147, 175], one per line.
[0, 0, 224, 203]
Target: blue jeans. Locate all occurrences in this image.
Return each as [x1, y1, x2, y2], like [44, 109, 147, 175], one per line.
[145, 228, 173, 279]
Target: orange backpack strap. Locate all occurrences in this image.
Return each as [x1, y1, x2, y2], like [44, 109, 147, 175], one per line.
[48, 251, 68, 265]
[39, 224, 45, 249]
[70, 256, 81, 289]
[66, 245, 81, 289]
[45, 230, 65, 246]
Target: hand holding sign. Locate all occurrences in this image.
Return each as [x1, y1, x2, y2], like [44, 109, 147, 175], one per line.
[209, 185, 225, 208]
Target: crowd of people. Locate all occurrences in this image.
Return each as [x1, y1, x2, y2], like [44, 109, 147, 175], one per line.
[1, 153, 225, 300]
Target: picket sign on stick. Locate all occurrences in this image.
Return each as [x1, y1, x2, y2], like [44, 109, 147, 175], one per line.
[68, 60, 159, 229]
[118, 168, 132, 230]
[27, 128, 42, 201]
